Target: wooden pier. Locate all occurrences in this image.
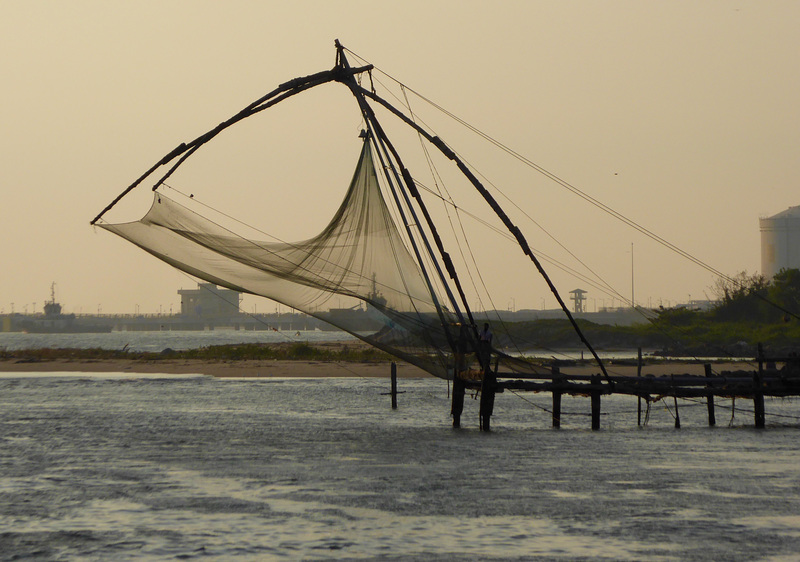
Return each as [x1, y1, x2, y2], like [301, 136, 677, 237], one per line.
[450, 347, 800, 430]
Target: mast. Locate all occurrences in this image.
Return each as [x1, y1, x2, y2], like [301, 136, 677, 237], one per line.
[335, 41, 478, 356]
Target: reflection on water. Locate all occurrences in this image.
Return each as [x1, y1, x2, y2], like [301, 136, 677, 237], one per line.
[1, 375, 799, 560]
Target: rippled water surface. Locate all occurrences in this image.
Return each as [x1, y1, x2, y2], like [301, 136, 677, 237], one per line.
[1, 374, 799, 561]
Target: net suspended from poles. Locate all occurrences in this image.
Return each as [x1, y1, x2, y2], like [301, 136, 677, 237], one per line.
[93, 41, 605, 382]
[99, 138, 460, 378]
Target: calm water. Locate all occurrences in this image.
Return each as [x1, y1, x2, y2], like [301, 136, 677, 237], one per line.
[1, 373, 799, 561]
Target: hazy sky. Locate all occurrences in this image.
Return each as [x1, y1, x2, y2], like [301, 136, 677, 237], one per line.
[2, 1, 798, 315]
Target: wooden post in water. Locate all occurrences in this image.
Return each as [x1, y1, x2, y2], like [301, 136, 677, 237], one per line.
[479, 363, 497, 432]
[451, 333, 467, 428]
[672, 375, 681, 429]
[552, 365, 561, 428]
[754, 344, 766, 428]
[451, 375, 465, 428]
[390, 362, 398, 410]
[637, 347, 643, 427]
[590, 374, 601, 430]
[704, 363, 716, 427]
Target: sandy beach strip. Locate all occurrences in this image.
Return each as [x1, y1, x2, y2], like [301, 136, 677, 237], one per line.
[0, 358, 759, 379]
[0, 358, 432, 378]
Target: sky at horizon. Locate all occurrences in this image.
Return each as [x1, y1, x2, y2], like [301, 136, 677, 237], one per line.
[2, 1, 798, 315]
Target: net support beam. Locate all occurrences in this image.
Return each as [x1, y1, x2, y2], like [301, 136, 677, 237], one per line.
[91, 64, 372, 225]
[347, 82, 611, 383]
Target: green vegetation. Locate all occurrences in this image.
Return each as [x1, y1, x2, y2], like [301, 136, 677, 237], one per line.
[0, 342, 393, 364]
[179, 342, 391, 362]
[503, 318, 662, 350]
[640, 269, 800, 356]
[502, 269, 800, 357]
[3, 270, 798, 363]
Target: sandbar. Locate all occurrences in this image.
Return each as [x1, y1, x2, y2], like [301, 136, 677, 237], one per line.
[0, 358, 430, 378]
[0, 358, 758, 378]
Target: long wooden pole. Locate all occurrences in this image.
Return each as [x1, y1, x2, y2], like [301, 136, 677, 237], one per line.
[349, 82, 612, 385]
[91, 65, 370, 225]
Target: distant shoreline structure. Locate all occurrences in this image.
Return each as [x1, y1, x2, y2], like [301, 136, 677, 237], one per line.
[1, 306, 661, 334]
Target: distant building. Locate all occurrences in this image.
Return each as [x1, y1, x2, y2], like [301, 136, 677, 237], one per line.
[569, 288, 587, 313]
[178, 284, 241, 318]
[760, 205, 800, 279]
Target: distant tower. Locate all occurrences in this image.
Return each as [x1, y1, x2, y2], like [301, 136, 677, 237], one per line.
[569, 288, 587, 313]
[43, 282, 62, 316]
[760, 206, 800, 280]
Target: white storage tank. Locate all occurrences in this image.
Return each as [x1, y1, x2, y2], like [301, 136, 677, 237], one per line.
[760, 205, 800, 279]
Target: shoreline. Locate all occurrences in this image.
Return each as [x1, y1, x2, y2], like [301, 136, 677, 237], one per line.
[0, 358, 760, 378]
[0, 358, 431, 378]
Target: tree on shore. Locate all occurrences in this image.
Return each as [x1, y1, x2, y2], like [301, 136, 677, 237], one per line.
[709, 268, 800, 323]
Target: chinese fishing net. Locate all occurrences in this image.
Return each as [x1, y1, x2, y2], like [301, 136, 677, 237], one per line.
[99, 139, 465, 378]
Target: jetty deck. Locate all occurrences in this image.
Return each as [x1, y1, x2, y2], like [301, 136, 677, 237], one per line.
[446, 348, 800, 431]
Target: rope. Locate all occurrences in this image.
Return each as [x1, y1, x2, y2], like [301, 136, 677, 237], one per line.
[506, 388, 612, 417]
[679, 394, 800, 422]
[343, 46, 800, 325]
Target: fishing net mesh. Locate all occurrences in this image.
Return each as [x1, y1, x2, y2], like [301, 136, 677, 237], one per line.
[100, 140, 465, 377]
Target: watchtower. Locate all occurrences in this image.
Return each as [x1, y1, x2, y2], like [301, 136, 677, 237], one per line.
[569, 288, 587, 313]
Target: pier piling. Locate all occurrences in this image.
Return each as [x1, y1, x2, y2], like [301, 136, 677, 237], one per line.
[391, 362, 398, 410]
[479, 368, 497, 432]
[637, 348, 643, 427]
[754, 371, 766, 428]
[458, 347, 796, 431]
[704, 363, 716, 427]
[552, 366, 561, 428]
[451, 375, 465, 428]
[590, 374, 601, 430]
[755, 345, 766, 428]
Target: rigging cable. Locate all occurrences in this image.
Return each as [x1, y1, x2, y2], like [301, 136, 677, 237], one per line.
[369, 70, 627, 314]
[345, 47, 799, 322]
[387, 75, 593, 364]
[338, 58, 613, 383]
[365, 67, 736, 361]
[396, 82, 527, 360]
